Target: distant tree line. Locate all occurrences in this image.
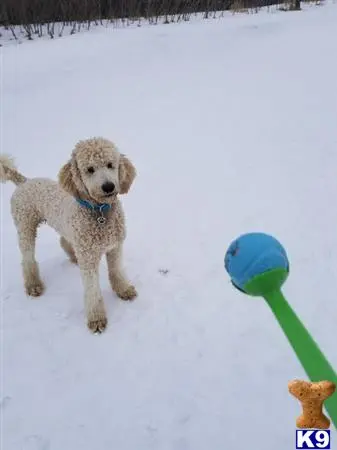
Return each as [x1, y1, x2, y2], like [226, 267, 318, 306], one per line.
[0, 0, 289, 27]
[0, 0, 305, 41]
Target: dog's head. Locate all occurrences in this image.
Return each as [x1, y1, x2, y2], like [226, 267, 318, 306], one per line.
[58, 137, 136, 204]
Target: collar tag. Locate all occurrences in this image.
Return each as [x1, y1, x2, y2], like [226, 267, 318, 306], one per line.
[97, 204, 107, 225]
[97, 216, 106, 225]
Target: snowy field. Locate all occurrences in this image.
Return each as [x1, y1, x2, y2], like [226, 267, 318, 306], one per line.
[1, 2, 337, 449]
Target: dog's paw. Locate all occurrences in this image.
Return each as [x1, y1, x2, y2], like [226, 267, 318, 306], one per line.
[87, 315, 108, 334]
[118, 285, 138, 301]
[26, 281, 45, 297]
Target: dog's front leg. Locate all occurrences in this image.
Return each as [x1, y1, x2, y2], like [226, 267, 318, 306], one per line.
[106, 243, 137, 301]
[77, 251, 107, 333]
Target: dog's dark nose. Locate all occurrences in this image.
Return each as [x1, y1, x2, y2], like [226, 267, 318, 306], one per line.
[101, 182, 115, 194]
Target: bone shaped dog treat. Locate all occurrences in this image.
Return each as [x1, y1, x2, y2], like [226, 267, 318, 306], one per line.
[288, 379, 336, 429]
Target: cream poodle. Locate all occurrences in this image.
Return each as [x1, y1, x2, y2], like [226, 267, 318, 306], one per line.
[0, 137, 137, 333]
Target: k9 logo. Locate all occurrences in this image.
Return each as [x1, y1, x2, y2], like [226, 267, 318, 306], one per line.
[296, 430, 331, 449]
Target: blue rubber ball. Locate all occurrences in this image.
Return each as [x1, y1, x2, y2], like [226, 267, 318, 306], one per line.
[224, 232, 289, 291]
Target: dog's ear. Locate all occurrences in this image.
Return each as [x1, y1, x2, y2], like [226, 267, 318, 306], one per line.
[58, 160, 79, 197]
[119, 154, 136, 194]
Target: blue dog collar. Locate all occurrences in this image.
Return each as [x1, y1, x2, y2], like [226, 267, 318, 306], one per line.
[76, 198, 111, 212]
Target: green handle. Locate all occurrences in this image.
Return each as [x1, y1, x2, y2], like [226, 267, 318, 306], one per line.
[264, 289, 337, 429]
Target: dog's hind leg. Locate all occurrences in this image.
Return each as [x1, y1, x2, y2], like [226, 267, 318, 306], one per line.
[14, 215, 45, 297]
[60, 237, 77, 264]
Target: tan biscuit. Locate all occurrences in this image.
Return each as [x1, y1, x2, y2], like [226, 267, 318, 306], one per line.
[288, 379, 336, 429]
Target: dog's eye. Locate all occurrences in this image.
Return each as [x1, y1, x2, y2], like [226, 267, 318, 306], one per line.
[87, 167, 95, 174]
[107, 163, 114, 169]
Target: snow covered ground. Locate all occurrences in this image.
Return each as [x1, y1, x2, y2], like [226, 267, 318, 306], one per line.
[1, 2, 337, 449]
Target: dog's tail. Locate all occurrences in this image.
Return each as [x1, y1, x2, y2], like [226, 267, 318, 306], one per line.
[0, 154, 27, 186]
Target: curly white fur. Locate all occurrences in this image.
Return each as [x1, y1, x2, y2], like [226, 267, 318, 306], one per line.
[0, 137, 137, 333]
